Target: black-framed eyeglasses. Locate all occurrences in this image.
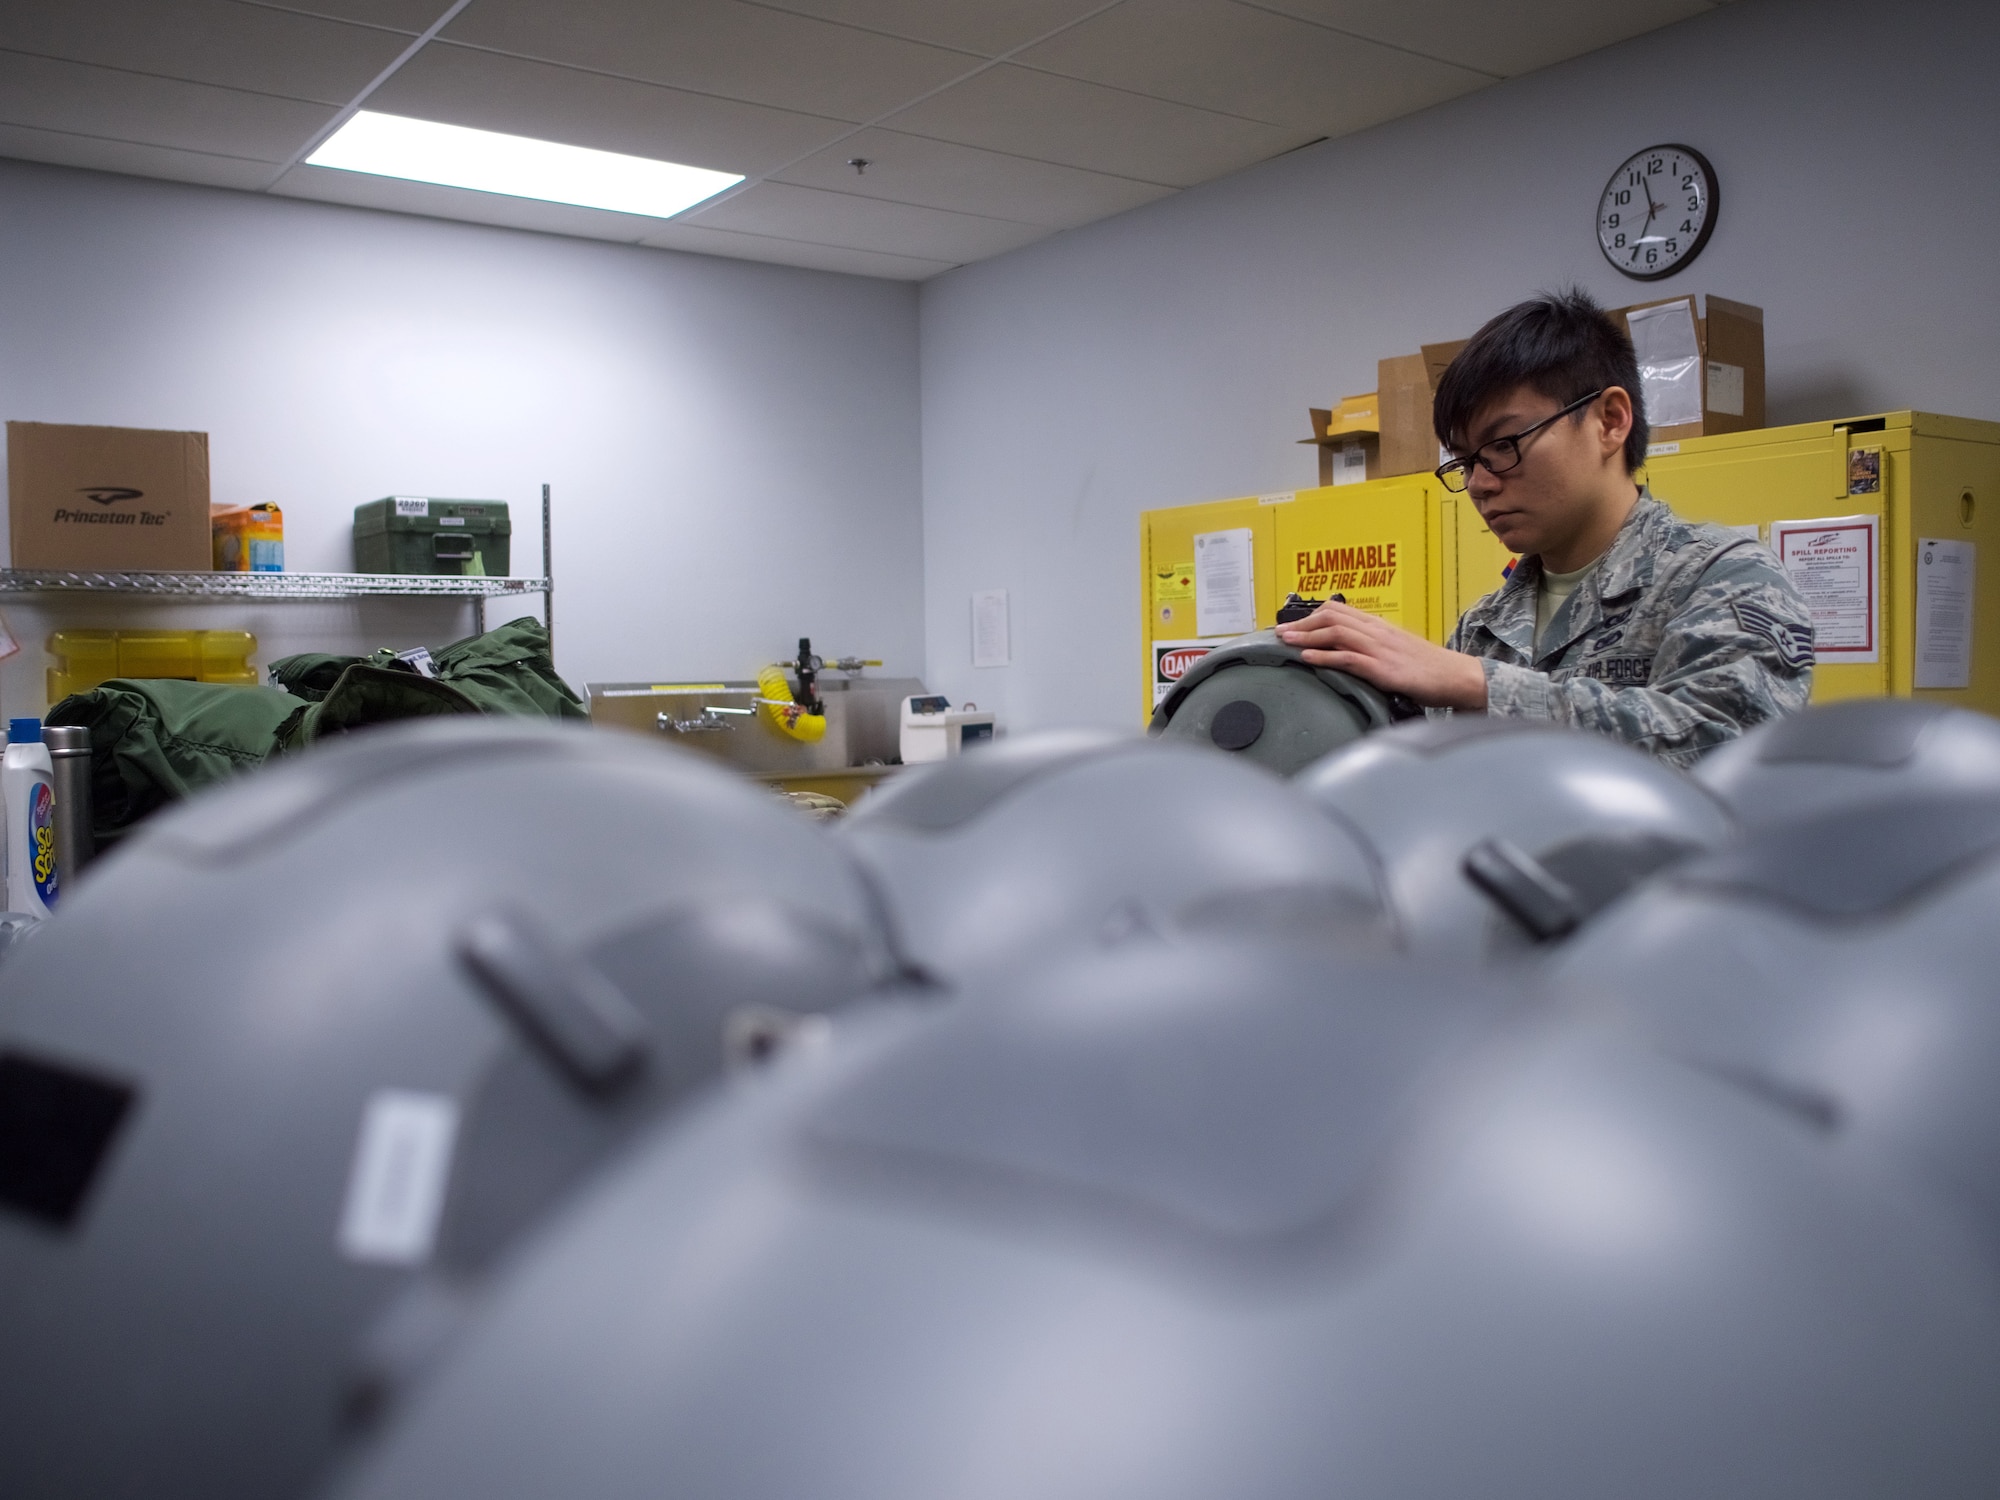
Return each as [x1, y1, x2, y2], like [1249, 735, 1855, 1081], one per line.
[1433, 389, 1604, 493]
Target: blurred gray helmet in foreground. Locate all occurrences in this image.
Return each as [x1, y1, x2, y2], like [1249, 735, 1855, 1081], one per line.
[1554, 784, 2000, 1260]
[1149, 630, 1398, 775]
[1697, 699, 2000, 832]
[1298, 718, 1735, 960]
[325, 937, 2000, 1500]
[0, 719, 892, 1500]
[839, 731, 1390, 984]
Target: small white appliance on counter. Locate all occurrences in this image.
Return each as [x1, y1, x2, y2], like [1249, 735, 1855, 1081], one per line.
[900, 696, 996, 764]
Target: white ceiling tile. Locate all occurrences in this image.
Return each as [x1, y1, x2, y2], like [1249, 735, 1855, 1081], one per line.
[743, 0, 1111, 58]
[1250, 0, 1714, 78]
[0, 0, 413, 107]
[636, 222, 956, 279]
[1018, 0, 1489, 132]
[881, 62, 1303, 185]
[0, 50, 335, 163]
[687, 180, 1048, 261]
[0, 0, 1729, 271]
[773, 127, 1174, 228]
[441, 0, 976, 124]
[276, 161, 956, 276]
[235, 0, 444, 34]
[0, 121, 281, 190]
[367, 44, 850, 175]
[272, 160, 682, 242]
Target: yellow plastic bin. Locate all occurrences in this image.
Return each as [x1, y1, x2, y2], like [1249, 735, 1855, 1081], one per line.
[46, 629, 260, 700]
[195, 631, 259, 686]
[116, 631, 200, 680]
[46, 631, 120, 701]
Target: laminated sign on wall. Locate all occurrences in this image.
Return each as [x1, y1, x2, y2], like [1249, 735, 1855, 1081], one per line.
[1772, 514, 1879, 665]
[971, 589, 1010, 668]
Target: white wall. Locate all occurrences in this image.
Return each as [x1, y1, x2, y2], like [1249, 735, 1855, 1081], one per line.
[917, 0, 2000, 731]
[0, 158, 923, 714]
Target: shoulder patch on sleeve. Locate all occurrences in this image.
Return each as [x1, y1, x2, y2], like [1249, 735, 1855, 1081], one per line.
[1734, 599, 1815, 670]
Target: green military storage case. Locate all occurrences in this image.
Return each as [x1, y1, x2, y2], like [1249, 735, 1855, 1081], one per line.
[353, 497, 512, 576]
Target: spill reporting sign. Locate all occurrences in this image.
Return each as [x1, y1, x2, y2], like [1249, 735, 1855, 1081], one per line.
[1773, 514, 1879, 664]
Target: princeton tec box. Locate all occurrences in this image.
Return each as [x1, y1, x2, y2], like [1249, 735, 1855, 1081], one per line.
[7, 422, 212, 570]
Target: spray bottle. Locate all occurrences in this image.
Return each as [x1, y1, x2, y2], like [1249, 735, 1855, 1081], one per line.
[4, 718, 58, 915]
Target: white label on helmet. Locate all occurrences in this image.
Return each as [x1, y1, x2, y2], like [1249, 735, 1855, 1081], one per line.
[337, 1090, 459, 1266]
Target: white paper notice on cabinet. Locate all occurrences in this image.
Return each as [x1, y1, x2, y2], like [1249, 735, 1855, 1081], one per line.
[971, 588, 1010, 667]
[1915, 538, 1975, 689]
[1772, 514, 1879, 664]
[1194, 527, 1255, 637]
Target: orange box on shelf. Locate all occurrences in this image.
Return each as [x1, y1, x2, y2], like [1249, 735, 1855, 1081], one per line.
[211, 502, 284, 572]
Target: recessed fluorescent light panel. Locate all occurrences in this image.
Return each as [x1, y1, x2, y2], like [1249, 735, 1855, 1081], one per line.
[305, 111, 743, 219]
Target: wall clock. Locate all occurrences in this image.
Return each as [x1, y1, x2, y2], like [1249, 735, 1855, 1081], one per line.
[1597, 144, 1717, 280]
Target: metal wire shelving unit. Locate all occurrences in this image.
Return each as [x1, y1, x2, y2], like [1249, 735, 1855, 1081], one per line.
[0, 486, 555, 639]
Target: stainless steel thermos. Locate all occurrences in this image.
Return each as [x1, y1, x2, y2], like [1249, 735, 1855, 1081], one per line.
[43, 724, 94, 882]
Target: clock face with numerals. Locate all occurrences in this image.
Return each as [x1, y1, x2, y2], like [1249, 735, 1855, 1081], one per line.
[1598, 144, 1717, 280]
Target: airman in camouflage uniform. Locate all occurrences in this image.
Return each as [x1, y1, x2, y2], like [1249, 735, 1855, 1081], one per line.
[1448, 490, 1814, 767]
[1279, 289, 1818, 761]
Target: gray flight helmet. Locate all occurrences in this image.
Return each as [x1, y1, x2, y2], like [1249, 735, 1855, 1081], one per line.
[0, 718, 895, 1500]
[1697, 698, 2000, 832]
[1552, 786, 2000, 1261]
[837, 730, 1392, 985]
[323, 937, 2000, 1500]
[1296, 717, 1736, 960]
[1149, 629, 1401, 775]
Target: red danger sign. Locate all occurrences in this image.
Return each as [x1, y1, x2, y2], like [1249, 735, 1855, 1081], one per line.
[1152, 639, 1215, 709]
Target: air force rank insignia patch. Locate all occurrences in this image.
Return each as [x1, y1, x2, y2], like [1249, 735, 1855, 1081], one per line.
[1733, 599, 1815, 670]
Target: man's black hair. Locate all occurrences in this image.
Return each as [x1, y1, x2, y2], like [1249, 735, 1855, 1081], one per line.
[1432, 288, 1649, 473]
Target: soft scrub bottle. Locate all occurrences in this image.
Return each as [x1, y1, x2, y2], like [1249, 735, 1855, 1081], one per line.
[4, 718, 58, 915]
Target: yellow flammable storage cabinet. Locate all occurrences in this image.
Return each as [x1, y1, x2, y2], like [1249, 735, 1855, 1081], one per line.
[1141, 411, 2000, 722]
[1638, 412, 2000, 707]
[1140, 477, 1513, 719]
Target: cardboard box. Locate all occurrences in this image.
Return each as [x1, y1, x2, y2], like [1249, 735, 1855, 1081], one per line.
[1612, 294, 1765, 445]
[1378, 347, 1466, 477]
[7, 422, 211, 570]
[1300, 394, 1381, 486]
[1375, 298, 1763, 472]
[1421, 339, 1469, 396]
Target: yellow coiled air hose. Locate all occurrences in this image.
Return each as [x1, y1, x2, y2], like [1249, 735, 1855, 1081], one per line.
[756, 665, 826, 743]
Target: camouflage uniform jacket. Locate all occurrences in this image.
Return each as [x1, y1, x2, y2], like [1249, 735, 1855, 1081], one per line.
[1447, 492, 1814, 767]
